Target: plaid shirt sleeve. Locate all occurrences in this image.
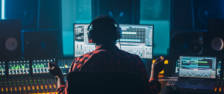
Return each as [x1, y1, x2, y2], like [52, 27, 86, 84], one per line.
[56, 84, 66, 94]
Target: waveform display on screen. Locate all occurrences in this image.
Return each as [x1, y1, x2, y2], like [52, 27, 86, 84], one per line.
[74, 24, 153, 59]
[179, 56, 216, 79]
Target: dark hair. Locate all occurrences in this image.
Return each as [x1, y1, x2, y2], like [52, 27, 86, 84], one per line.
[88, 16, 121, 45]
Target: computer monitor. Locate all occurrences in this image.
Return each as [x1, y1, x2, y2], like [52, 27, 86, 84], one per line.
[74, 24, 153, 59]
[179, 56, 216, 79]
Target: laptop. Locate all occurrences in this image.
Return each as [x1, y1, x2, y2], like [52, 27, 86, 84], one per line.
[176, 56, 217, 90]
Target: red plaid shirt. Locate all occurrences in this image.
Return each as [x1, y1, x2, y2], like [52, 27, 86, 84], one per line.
[57, 45, 160, 94]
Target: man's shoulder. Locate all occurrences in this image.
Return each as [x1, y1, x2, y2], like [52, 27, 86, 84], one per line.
[76, 49, 107, 59]
[75, 49, 141, 61]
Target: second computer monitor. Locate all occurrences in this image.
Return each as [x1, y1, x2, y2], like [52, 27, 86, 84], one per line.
[179, 56, 216, 79]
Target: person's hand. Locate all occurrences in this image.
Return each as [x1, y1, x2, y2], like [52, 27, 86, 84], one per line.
[48, 62, 63, 78]
[151, 56, 165, 74]
[150, 56, 165, 81]
[48, 62, 65, 86]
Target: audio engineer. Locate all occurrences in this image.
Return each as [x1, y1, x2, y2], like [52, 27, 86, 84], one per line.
[48, 16, 164, 94]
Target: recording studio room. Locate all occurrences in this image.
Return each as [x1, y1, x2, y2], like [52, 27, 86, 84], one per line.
[0, 0, 223, 94]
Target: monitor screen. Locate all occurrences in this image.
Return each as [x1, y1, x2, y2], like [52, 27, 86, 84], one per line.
[74, 24, 153, 59]
[179, 56, 216, 79]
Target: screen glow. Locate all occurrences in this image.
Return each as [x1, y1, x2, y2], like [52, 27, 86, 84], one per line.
[1, 0, 5, 19]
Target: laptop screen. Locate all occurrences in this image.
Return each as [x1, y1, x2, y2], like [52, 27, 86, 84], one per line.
[179, 56, 216, 79]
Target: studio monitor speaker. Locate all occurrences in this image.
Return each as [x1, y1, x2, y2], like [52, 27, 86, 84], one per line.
[0, 20, 22, 59]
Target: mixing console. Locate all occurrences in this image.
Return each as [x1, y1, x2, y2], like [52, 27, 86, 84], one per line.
[0, 75, 57, 94]
[8, 60, 30, 75]
[32, 59, 54, 74]
[0, 61, 6, 76]
[0, 59, 59, 94]
[1, 56, 224, 94]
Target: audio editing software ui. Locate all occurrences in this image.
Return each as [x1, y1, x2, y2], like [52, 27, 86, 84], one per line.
[74, 24, 153, 59]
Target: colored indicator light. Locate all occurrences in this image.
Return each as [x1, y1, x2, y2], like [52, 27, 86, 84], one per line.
[219, 87, 222, 92]
[21, 65, 25, 69]
[160, 70, 164, 74]
[19, 86, 21, 91]
[152, 59, 156, 64]
[53, 84, 56, 89]
[36, 85, 39, 90]
[10, 87, 12, 92]
[17, 65, 20, 69]
[65, 64, 68, 68]
[41, 85, 43, 90]
[23, 86, 26, 91]
[14, 87, 17, 92]
[49, 84, 52, 89]
[41, 64, 45, 68]
[214, 87, 217, 92]
[27, 86, 31, 91]
[32, 85, 35, 90]
[164, 60, 168, 64]
[45, 85, 48, 89]
[160, 56, 164, 60]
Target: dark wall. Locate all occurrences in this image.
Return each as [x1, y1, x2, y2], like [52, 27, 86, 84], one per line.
[38, 0, 61, 31]
[4, 0, 62, 58]
[170, 0, 224, 57]
[5, 0, 61, 31]
[171, 0, 224, 32]
[194, 0, 224, 29]
[141, 0, 170, 20]
[6, 0, 38, 30]
[171, 0, 194, 32]
[92, 0, 140, 24]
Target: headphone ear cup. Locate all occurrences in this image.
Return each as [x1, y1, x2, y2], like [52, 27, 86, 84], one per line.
[88, 30, 93, 41]
[88, 30, 91, 39]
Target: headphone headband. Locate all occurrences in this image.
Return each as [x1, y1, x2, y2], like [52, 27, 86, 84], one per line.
[87, 16, 121, 44]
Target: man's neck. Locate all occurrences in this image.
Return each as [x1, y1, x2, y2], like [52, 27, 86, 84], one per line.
[95, 44, 117, 50]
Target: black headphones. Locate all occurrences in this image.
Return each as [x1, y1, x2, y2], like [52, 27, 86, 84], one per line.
[87, 17, 121, 44]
